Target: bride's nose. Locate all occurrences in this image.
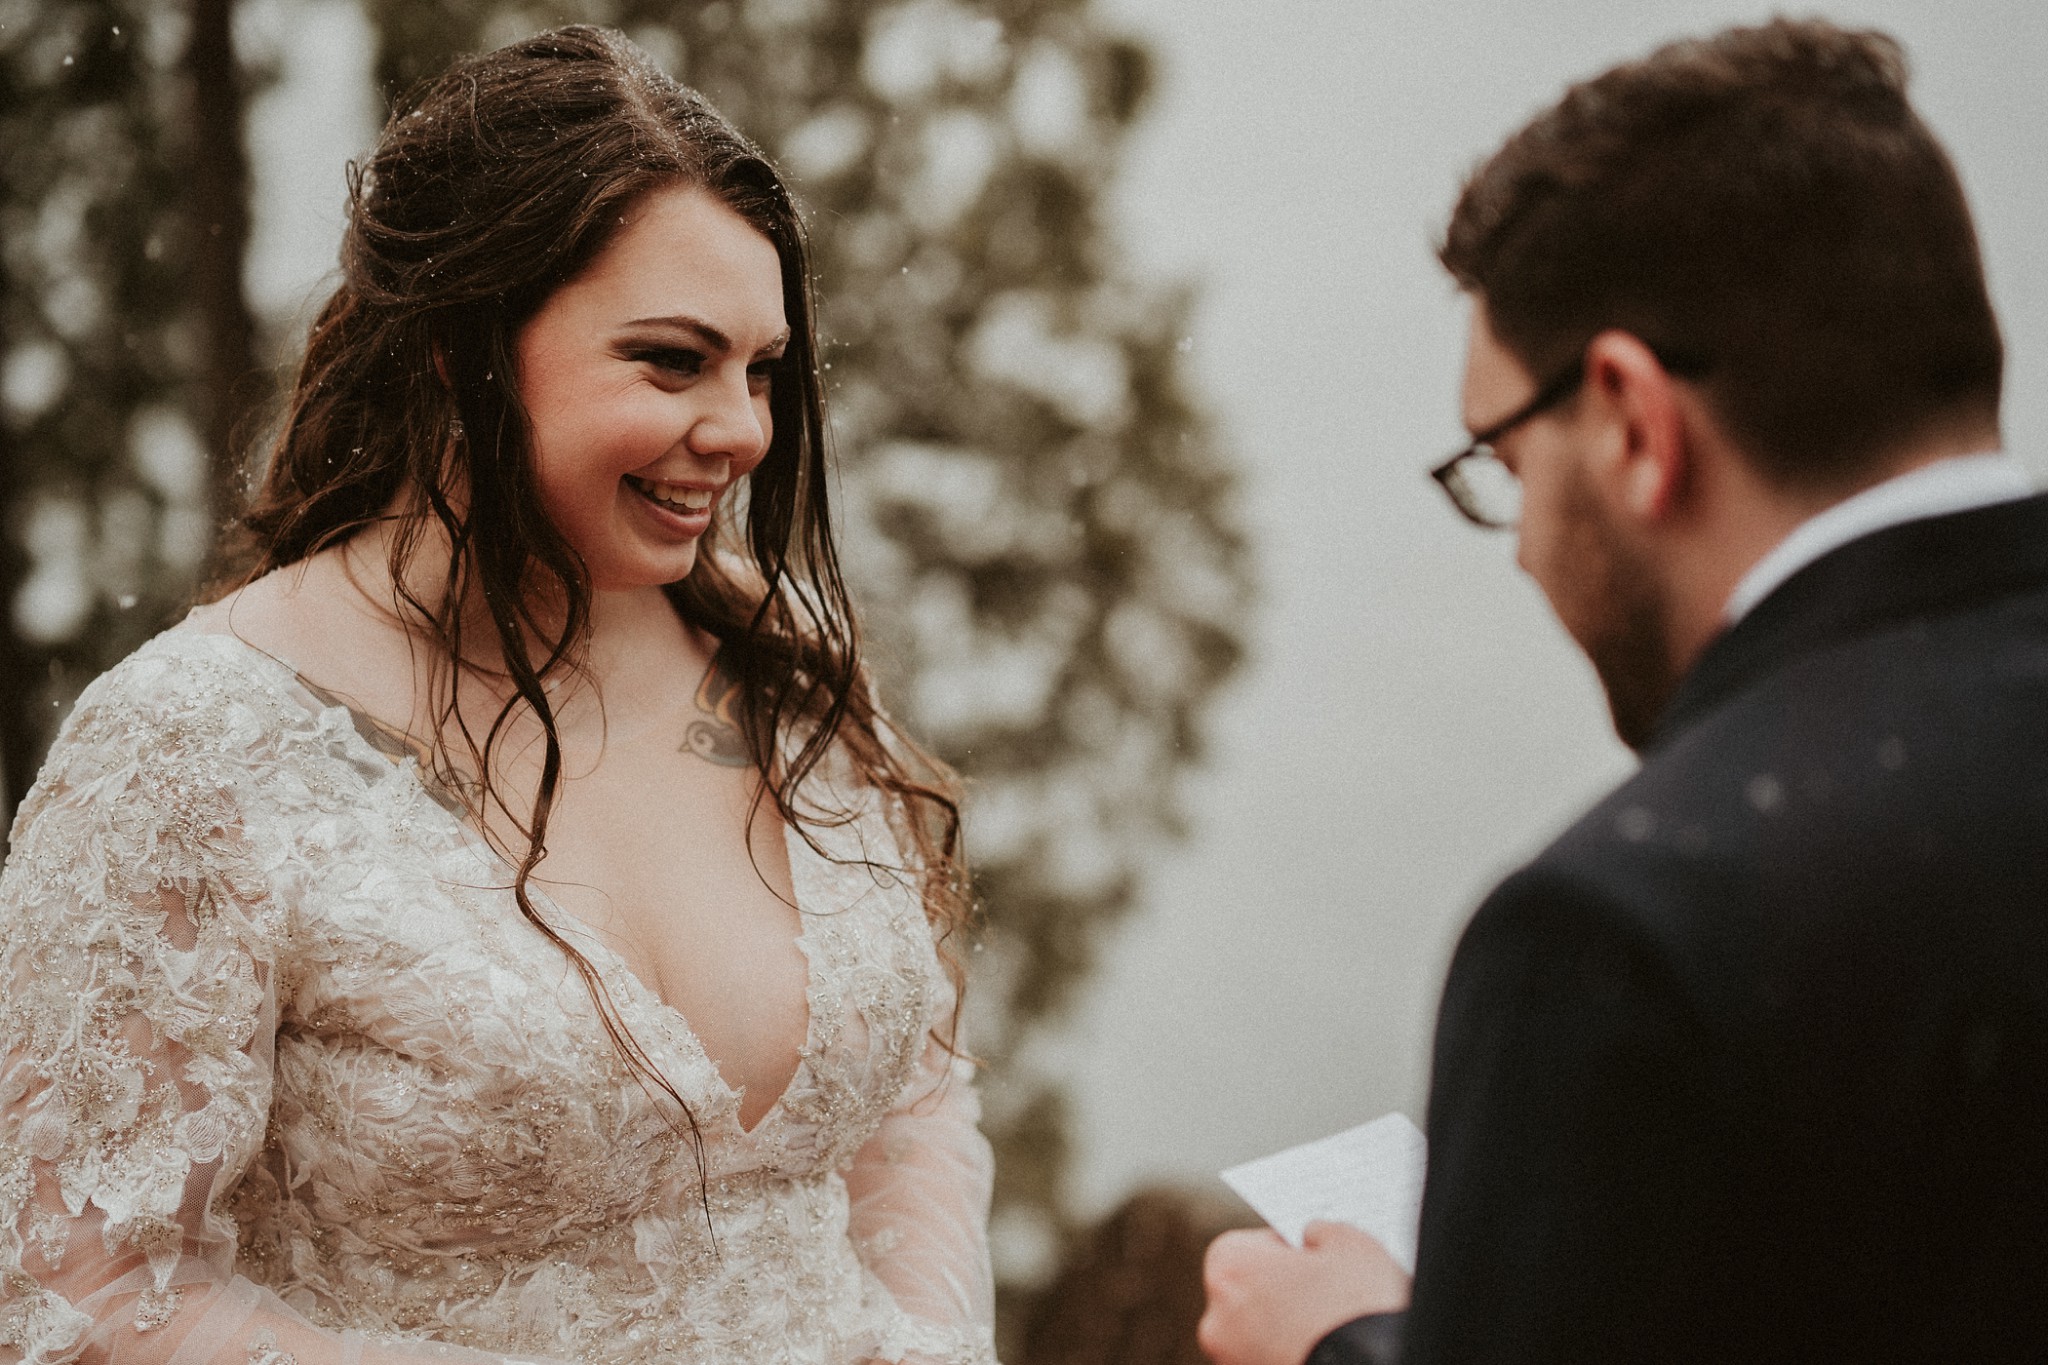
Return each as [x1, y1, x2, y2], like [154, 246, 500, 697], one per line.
[686, 367, 771, 472]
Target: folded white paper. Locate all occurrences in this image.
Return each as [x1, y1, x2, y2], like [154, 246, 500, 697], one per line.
[1219, 1112, 1427, 1273]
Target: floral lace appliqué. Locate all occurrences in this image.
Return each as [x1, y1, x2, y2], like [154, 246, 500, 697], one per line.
[0, 631, 996, 1365]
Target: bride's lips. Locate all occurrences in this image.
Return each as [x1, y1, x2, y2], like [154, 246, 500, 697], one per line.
[624, 474, 716, 533]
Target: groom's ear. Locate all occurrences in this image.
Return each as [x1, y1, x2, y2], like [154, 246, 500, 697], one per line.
[1581, 329, 1691, 527]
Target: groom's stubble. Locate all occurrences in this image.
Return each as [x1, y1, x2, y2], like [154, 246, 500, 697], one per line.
[1550, 457, 1680, 752]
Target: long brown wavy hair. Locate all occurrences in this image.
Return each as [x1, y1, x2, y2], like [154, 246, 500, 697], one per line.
[211, 25, 968, 1150]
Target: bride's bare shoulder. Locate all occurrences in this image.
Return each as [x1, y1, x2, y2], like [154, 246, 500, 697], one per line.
[184, 551, 416, 695]
[188, 556, 330, 645]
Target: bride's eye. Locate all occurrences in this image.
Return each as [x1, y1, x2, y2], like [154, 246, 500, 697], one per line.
[627, 346, 706, 381]
[747, 356, 780, 395]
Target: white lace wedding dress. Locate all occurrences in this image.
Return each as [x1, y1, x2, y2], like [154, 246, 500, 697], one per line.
[0, 630, 996, 1365]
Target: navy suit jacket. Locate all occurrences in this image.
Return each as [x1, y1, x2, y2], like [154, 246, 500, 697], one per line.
[1316, 494, 2048, 1364]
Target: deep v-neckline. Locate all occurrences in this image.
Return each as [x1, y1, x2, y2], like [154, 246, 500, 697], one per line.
[479, 841, 821, 1141]
[447, 824, 820, 1142]
[186, 628, 821, 1139]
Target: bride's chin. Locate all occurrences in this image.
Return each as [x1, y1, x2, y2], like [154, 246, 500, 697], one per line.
[584, 548, 701, 594]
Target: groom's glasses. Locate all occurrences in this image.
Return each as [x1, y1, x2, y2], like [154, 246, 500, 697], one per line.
[1430, 361, 1585, 530]
[1430, 345, 1709, 530]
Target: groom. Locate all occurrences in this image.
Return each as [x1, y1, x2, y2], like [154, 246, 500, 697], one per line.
[1201, 18, 2048, 1365]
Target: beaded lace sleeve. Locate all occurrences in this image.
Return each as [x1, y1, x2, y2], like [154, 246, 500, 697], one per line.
[842, 984, 996, 1365]
[0, 651, 557, 1365]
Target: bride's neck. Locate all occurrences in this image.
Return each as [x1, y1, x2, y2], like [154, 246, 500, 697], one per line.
[337, 513, 676, 685]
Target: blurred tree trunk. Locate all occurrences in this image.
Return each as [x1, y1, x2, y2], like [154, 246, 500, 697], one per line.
[187, 0, 262, 524]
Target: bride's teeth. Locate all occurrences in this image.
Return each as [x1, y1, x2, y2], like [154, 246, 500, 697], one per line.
[653, 482, 712, 510]
[633, 478, 715, 512]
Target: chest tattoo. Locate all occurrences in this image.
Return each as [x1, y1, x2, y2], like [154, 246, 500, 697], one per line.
[684, 650, 751, 768]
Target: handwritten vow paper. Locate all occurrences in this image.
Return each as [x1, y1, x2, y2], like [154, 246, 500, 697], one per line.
[1219, 1113, 1428, 1273]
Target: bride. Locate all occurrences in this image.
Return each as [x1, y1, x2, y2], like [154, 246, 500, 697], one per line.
[0, 26, 994, 1365]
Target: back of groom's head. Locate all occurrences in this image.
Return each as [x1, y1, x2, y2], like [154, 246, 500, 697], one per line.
[1440, 18, 2003, 490]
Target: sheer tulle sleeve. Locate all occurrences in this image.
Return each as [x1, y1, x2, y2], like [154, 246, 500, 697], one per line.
[0, 667, 559, 1365]
[842, 1002, 996, 1365]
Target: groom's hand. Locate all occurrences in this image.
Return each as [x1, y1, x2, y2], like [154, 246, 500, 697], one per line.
[1198, 1221, 1411, 1365]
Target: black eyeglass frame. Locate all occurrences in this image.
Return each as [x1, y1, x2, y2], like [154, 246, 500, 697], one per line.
[1430, 345, 1710, 530]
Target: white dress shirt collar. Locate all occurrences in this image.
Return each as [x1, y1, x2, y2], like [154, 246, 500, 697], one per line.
[1722, 451, 2037, 626]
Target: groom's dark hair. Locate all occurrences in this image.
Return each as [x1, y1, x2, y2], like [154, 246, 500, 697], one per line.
[1439, 18, 2003, 489]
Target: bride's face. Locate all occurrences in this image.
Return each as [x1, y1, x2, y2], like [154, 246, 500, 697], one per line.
[514, 183, 789, 592]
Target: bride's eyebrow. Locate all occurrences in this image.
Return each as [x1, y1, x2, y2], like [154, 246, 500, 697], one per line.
[620, 314, 791, 357]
